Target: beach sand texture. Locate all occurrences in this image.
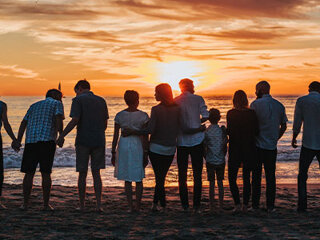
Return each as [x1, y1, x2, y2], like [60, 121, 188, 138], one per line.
[1, 183, 320, 239]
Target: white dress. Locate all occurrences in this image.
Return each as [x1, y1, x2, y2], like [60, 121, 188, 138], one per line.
[114, 110, 149, 182]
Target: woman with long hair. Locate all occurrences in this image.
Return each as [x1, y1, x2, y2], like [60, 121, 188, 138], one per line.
[227, 90, 259, 212]
[147, 83, 181, 211]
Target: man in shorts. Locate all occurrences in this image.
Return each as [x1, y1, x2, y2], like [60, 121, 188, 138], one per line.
[17, 89, 64, 211]
[57, 80, 109, 212]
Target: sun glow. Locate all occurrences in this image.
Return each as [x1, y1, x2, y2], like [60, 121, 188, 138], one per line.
[154, 61, 204, 91]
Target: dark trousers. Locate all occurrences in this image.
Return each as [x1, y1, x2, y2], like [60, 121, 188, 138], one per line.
[177, 143, 203, 208]
[0, 137, 3, 197]
[298, 146, 320, 210]
[228, 164, 252, 205]
[252, 148, 277, 209]
[149, 151, 174, 207]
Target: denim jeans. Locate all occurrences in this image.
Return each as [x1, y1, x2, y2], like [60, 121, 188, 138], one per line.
[177, 143, 203, 208]
[149, 151, 174, 207]
[298, 146, 320, 210]
[252, 147, 277, 209]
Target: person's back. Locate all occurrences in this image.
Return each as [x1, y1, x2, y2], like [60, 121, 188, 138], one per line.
[25, 98, 64, 143]
[205, 124, 227, 165]
[175, 92, 208, 146]
[71, 92, 108, 148]
[227, 108, 258, 151]
[294, 92, 320, 149]
[149, 103, 180, 147]
[250, 95, 287, 150]
[292, 82, 320, 212]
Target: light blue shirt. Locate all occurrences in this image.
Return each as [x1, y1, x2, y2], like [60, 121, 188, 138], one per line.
[175, 92, 209, 147]
[293, 91, 320, 150]
[250, 94, 288, 150]
[149, 143, 176, 156]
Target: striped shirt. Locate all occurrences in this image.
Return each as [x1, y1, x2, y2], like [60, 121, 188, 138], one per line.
[24, 97, 64, 144]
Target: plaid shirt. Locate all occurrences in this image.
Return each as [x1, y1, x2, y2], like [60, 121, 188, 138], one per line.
[24, 97, 64, 144]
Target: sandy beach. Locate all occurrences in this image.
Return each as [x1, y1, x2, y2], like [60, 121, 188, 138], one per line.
[1, 183, 320, 239]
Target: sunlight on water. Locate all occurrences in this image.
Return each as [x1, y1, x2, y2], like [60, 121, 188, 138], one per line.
[1, 95, 318, 187]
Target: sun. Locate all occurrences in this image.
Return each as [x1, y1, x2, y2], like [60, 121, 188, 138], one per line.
[154, 61, 204, 91]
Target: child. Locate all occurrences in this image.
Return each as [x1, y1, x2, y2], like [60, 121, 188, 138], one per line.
[111, 90, 149, 213]
[204, 108, 228, 212]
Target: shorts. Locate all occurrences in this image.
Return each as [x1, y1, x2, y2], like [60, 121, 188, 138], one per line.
[76, 145, 105, 172]
[21, 141, 56, 174]
[206, 162, 225, 182]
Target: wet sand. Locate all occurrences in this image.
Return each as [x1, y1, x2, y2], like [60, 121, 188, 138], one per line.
[1, 183, 320, 239]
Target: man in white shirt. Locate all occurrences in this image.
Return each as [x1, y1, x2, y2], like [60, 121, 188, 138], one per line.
[175, 78, 209, 212]
[292, 81, 320, 212]
[250, 81, 287, 212]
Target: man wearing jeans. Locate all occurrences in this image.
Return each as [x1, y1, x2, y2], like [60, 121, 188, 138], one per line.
[292, 81, 320, 212]
[57, 80, 109, 212]
[251, 81, 287, 212]
[175, 78, 209, 212]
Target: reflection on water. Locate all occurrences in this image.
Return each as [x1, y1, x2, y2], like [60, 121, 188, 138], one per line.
[4, 160, 320, 187]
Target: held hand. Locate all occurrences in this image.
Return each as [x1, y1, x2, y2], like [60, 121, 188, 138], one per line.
[56, 136, 65, 148]
[121, 128, 133, 137]
[11, 140, 21, 152]
[199, 124, 206, 132]
[111, 152, 116, 166]
[291, 138, 298, 148]
[143, 152, 149, 168]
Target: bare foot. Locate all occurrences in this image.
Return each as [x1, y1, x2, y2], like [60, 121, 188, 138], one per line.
[0, 202, 7, 210]
[19, 204, 28, 211]
[242, 205, 248, 213]
[151, 203, 159, 212]
[232, 205, 241, 213]
[96, 207, 105, 213]
[42, 205, 55, 211]
[76, 206, 85, 213]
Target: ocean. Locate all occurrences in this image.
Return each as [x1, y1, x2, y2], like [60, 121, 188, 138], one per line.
[1, 95, 319, 187]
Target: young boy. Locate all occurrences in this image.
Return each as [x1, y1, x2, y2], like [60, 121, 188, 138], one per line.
[204, 108, 228, 212]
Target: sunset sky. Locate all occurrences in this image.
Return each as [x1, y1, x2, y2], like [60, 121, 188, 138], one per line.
[0, 0, 319, 96]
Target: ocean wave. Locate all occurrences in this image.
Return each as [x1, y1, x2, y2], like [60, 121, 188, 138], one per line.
[3, 145, 304, 169]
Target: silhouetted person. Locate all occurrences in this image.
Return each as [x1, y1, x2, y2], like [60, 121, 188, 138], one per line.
[204, 108, 227, 212]
[0, 100, 20, 209]
[292, 81, 320, 212]
[175, 78, 208, 213]
[17, 89, 64, 211]
[251, 81, 287, 212]
[227, 90, 259, 213]
[147, 84, 180, 211]
[111, 90, 149, 213]
[57, 80, 109, 212]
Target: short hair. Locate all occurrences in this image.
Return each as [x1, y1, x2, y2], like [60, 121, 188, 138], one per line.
[233, 90, 249, 109]
[46, 89, 62, 101]
[309, 81, 320, 92]
[124, 90, 139, 106]
[256, 81, 270, 93]
[74, 80, 90, 90]
[209, 108, 221, 124]
[155, 83, 174, 105]
[179, 78, 194, 93]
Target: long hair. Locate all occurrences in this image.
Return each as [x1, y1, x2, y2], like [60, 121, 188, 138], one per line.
[155, 83, 174, 106]
[233, 90, 249, 109]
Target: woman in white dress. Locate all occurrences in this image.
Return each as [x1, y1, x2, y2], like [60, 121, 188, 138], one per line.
[111, 90, 149, 212]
